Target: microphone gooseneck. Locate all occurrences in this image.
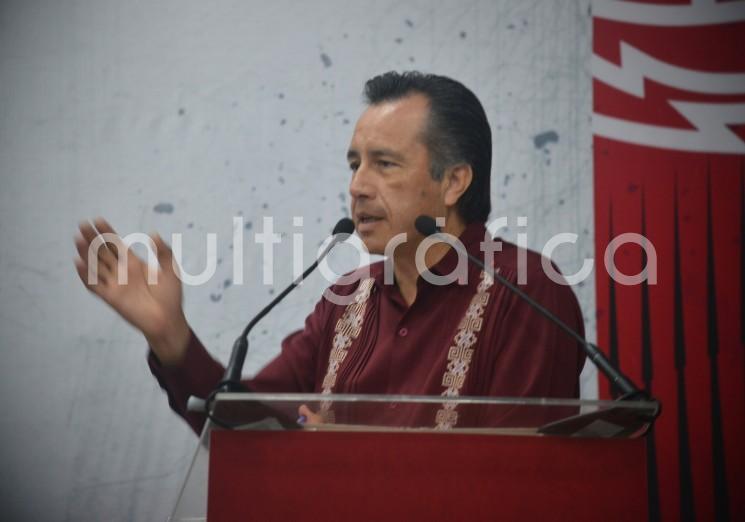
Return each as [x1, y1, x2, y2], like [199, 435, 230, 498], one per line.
[415, 214, 651, 402]
[221, 217, 354, 388]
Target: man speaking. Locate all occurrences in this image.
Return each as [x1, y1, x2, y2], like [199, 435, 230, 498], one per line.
[74, 71, 586, 433]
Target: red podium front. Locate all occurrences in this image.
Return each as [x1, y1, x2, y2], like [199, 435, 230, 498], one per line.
[170, 393, 658, 521]
[209, 430, 646, 521]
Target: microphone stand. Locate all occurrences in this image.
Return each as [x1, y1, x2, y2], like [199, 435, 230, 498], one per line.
[192, 219, 355, 429]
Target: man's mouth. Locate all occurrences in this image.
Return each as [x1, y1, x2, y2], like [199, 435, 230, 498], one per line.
[356, 213, 383, 227]
[356, 214, 383, 230]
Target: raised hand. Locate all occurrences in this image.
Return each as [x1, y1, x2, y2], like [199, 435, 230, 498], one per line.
[74, 217, 191, 364]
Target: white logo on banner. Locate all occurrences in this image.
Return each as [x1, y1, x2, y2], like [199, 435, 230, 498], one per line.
[593, 0, 745, 27]
[592, 41, 745, 153]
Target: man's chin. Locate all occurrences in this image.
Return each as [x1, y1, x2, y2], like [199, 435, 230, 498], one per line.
[356, 233, 388, 256]
[359, 238, 385, 256]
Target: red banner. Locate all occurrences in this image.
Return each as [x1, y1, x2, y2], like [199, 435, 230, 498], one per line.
[592, 1, 745, 520]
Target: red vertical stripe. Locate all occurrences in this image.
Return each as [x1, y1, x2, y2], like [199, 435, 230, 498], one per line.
[710, 157, 745, 517]
[677, 161, 715, 521]
[643, 157, 678, 521]
[593, 137, 616, 400]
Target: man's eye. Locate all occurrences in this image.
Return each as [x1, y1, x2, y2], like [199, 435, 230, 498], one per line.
[349, 163, 359, 172]
[378, 160, 396, 168]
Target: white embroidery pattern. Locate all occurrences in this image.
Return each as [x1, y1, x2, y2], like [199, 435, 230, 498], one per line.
[435, 270, 495, 430]
[319, 278, 375, 421]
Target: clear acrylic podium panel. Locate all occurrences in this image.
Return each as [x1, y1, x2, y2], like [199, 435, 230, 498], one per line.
[170, 393, 659, 521]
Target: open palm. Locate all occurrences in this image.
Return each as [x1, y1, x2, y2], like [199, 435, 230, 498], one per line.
[74, 218, 190, 363]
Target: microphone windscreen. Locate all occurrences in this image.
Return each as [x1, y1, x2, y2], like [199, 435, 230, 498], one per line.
[414, 215, 438, 237]
[332, 217, 355, 236]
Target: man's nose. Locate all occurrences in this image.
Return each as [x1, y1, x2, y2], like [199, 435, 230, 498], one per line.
[349, 163, 374, 200]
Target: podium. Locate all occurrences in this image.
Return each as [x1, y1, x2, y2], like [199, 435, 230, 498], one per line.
[170, 393, 659, 521]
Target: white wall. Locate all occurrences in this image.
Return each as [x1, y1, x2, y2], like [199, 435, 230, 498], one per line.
[0, 1, 593, 520]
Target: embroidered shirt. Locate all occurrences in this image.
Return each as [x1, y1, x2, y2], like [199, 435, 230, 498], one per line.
[148, 222, 586, 433]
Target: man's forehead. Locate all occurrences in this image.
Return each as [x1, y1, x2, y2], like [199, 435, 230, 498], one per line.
[349, 94, 430, 150]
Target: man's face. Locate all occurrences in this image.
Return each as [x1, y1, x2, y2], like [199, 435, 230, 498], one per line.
[347, 94, 447, 255]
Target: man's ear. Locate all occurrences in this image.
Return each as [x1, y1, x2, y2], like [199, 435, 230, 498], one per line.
[442, 164, 473, 208]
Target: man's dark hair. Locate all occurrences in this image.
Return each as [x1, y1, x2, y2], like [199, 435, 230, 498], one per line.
[363, 71, 492, 223]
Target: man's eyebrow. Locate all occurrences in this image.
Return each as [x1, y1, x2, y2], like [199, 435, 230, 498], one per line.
[346, 148, 406, 163]
[369, 148, 405, 162]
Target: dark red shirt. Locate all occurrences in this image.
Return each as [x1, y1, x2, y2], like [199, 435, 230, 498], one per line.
[149, 222, 586, 433]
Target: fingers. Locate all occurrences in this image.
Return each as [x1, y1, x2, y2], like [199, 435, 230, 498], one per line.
[92, 217, 124, 259]
[91, 217, 118, 236]
[74, 233, 112, 283]
[74, 252, 111, 295]
[150, 232, 178, 276]
[77, 220, 98, 244]
[77, 219, 118, 271]
[297, 404, 324, 426]
[74, 218, 176, 288]
[75, 217, 129, 291]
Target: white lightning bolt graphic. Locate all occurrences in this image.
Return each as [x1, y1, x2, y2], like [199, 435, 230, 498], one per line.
[593, 0, 745, 27]
[592, 42, 745, 154]
[593, 42, 745, 97]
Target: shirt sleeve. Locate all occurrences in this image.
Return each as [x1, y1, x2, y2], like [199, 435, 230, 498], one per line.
[147, 330, 225, 434]
[147, 295, 333, 434]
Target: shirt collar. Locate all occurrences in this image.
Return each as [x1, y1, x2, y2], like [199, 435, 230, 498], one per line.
[428, 221, 488, 276]
[367, 221, 489, 286]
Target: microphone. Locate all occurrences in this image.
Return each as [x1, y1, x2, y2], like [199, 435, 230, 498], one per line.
[221, 217, 355, 388]
[414, 215, 649, 401]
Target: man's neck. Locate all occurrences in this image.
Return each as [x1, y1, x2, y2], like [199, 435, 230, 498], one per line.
[393, 217, 467, 307]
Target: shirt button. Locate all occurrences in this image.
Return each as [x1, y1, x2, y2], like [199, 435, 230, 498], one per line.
[398, 327, 408, 337]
